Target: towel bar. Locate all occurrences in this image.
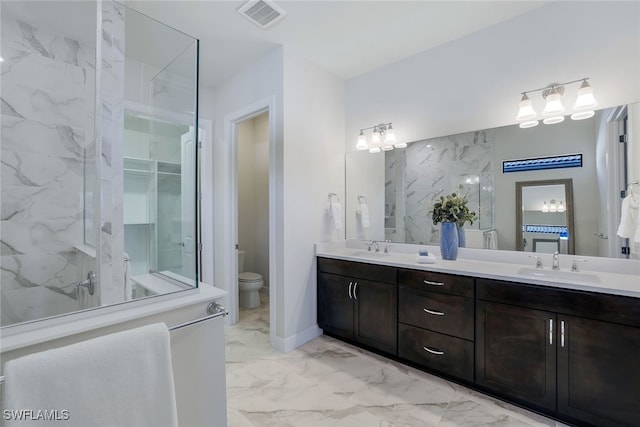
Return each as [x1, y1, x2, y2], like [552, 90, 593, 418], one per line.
[0, 301, 227, 385]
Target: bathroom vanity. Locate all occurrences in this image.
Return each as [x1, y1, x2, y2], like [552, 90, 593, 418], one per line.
[316, 245, 640, 427]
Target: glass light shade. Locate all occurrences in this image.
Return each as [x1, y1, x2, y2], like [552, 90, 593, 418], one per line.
[356, 131, 368, 150]
[368, 147, 381, 154]
[519, 120, 539, 129]
[543, 115, 565, 125]
[542, 201, 549, 213]
[394, 142, 407, 148]
[384, 125, 396, 144]
[370, 129, 381, 146]
[516, 94, 537, 121]
[543, 91, 565, 115]
[549, 200, 557, 213]
[558, 200, 565, 213]
[573, 80, 598, 111]
[381, 143, 394, 151]
[571, 110, 595, 120]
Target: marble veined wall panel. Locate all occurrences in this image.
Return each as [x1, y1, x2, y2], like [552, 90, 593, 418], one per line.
[403, 130, 495, 245]
[0, 12, 96, 325]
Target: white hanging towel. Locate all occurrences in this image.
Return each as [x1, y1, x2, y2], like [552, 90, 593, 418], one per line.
[330, 201, 343, 230]
[617, 193, 639, 242]
[3, 323, 178, 427]
[358, 202, 370, 228]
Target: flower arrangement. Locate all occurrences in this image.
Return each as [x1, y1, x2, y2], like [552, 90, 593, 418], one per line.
[430, 189, 477, 227]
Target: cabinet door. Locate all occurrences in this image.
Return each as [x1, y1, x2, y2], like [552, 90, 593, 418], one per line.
[317, 273, 354, 340]
[354, 279, 397, 355]
[476, 300, 556, 411]
[558, 316, 640, 427]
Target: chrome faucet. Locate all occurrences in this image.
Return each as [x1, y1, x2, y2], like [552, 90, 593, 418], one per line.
[571, 259, 587, 272]
[383, 240, 391, 254]
[552, 251, 560, 271]
[529, 255, 543, 269]
[368, 240, 379, 253]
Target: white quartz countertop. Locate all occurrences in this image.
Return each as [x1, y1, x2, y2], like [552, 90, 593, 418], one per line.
[316, 245, 640, 299]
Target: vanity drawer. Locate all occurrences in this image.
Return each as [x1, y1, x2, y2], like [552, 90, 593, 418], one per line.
[318, 257, 397, 284]
[398, 269, 474, 297]
[398, 323, 474, 382]
[399, 286, 474, 340]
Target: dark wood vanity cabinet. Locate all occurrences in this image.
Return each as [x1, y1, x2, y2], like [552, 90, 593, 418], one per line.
[397, 269, 475, 382]
[317, 257, 640, 427]
[476, 300, 556, 410]
[317, 258, 397, 355]
[476, 278, 640, 427]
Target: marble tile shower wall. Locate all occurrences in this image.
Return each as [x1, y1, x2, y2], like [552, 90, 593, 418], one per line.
[0, 14, 97, 325]
[0, 2, 127, 325]
[403, 130, 495, 245]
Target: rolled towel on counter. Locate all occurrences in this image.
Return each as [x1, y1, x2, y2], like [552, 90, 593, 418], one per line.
[415, 253, 437, 264]
[330, 202, 343, 230]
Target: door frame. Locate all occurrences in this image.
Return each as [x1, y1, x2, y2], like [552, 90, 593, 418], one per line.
[223, 97, 277, 335]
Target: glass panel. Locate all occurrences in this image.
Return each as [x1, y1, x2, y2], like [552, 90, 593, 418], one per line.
[123, 6, 198, 293]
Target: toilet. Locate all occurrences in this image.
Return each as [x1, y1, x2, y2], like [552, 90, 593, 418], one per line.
[238, 250, 264, 308]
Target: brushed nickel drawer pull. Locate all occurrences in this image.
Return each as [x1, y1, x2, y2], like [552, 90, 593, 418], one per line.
[561, 320, 565, 348]
[423, 308, 445, 316]
[423, 346, 445, 355]
[353, 282, 358, 300]
[423, 280, 444, 286]
[549, 319, 553, 345]
[348, 281, 353, 299]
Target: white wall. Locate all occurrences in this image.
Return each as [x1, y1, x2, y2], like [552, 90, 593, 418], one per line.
[345, 1, 640, 148]
[281, 50, 345, 344]
[202, 47, 284, 335]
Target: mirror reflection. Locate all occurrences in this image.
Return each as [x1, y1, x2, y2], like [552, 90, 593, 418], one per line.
[346, 104, 635, 260]
[516, 179, 574, 255]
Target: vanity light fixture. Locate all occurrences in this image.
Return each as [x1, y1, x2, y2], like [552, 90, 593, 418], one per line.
[516, 78, 598, 128]
[355, 122, 405, 153]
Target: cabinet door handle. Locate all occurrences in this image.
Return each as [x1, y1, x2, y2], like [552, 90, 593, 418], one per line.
[348, 281, 353, 299]
[353, 282, 358, 300]
[423, 308, 445, 316]
[549, 319, 553, 345]
[423, 280, 444, 286]
[561, 320, 565, 348]
[423, 346, 445, 355]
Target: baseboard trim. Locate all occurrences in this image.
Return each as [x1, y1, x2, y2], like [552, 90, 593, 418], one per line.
[271, 324, 322, 353]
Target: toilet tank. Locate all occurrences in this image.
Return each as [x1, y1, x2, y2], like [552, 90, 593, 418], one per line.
[237, 250, 245, 273]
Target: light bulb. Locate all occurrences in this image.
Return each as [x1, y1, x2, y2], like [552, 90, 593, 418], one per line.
[542, 201, 549, 213]
[519, 120, 539, 129]
[549, 200, 557, 213]
[516, 93, 537, 121]
[543, 116, 565, 125]
[558, 200, 565, 213]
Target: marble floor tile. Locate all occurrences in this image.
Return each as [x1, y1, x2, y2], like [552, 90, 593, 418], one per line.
[225, 295, 559, 427]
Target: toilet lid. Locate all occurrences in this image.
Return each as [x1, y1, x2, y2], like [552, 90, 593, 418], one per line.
[239, 272, 262, 282]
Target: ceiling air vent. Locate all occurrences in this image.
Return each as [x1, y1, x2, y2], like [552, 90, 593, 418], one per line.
[238, 0, 286, 29]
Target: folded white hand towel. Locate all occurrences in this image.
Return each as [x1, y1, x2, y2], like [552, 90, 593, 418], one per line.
[415, 253, 437, 264]
[3, 323, 178, 427]
[359, 203, 370, 228]
[124, 252, 132, 301]
[330, 202, 343, 230]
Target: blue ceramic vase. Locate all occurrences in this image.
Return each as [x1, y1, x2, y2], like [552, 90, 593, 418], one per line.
[457, 225, 466, 248]
[440, 222, 459, 260]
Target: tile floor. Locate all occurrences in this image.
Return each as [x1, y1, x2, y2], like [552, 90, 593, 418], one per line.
[225, 296, 569, 427]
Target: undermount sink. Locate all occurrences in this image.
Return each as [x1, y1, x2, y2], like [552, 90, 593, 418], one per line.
[517, 267, 602, 285]
[341, 249, 391, 258]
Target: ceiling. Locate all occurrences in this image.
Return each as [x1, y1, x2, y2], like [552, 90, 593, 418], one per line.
[125, 0, 550, 89]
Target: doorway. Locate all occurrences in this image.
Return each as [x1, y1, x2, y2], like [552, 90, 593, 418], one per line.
[235, 112, 270, 325]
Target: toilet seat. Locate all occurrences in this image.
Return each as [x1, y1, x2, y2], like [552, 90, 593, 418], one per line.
[239, 272, 262, 282]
